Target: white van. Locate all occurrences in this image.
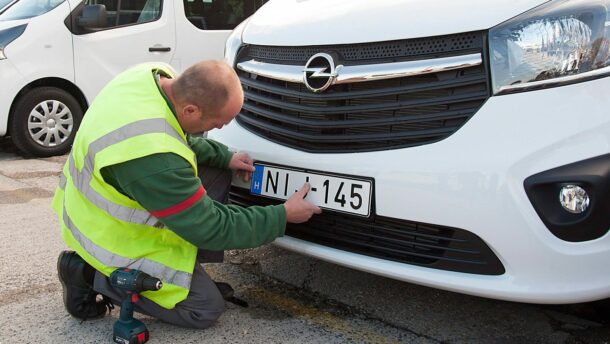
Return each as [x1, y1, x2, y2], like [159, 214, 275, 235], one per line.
[0, 0, 266, 156]
[214, 0, 610, 303]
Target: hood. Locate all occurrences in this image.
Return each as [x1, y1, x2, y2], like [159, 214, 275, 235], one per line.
[0, 18, 28, 30]
[0, 0, 75, 23]
[243, 0, 550, 46]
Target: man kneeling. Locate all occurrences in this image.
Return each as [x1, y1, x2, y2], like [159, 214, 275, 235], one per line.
[53, 60, 320, 328]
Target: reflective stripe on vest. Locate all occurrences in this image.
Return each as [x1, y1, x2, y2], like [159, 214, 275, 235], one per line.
[61, 118, 184, 226]
[59, 117, 193, 290]
[61, 207, 191, 289]
[59, 173, 67, 190]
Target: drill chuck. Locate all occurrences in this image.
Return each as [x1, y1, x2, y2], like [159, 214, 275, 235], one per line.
[141, 276, 162, 292]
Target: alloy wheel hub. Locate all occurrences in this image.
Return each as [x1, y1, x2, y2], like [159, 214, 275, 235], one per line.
[27, 100, 73, 147]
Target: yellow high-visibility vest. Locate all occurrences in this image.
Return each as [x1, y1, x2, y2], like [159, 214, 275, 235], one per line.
[52, 63, 198, 309]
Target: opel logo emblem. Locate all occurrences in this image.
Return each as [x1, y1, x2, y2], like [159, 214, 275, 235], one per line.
[303, 53, 339, 93]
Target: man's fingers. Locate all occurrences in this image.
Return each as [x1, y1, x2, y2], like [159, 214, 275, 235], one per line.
[239, 161, 256, 172]
[237, 169, 253, 182]
[311, 205, 322, 214]
[235, 161, 254, 172]
[238, 153, 253, 164]
[231, 152, 255, 173]
[296, 183, 310, 198]
[241, 171, 251, 182]
[236, 170, 252, 182]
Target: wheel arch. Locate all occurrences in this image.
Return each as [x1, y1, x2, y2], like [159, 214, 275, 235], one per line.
[7, 77, 88, 135]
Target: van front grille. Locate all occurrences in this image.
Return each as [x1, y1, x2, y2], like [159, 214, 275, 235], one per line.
[235, 31, 490, 153]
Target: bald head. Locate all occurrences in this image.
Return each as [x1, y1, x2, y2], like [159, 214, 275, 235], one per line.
[172, 60, 241, 117]
[168, 60, 243, 133]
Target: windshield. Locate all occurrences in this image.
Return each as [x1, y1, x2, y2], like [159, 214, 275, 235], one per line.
[0, 0, 64, 20]
[0, 0, 15, 10]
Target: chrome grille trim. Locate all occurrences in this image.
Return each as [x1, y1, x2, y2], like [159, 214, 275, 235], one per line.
[237, 53, 482, 85]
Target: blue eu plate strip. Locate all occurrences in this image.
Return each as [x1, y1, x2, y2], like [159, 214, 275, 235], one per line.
[250, 164, 264, 195]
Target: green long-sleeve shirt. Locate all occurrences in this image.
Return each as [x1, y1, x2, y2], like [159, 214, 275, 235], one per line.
[100, 135, 286, 251]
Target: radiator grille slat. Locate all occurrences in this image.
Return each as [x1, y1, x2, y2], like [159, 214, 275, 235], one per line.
[238, 73, 488, 100]
[242, 103, 475, 128]
[243, 88, 488, 115]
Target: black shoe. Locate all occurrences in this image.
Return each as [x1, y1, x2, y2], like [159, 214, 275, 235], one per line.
[214, 282, 234, 300]
[57, 250, 110, 320]
[214, 282, 248, 307]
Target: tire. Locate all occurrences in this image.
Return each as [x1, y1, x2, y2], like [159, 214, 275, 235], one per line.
[9, 87, 83, 157]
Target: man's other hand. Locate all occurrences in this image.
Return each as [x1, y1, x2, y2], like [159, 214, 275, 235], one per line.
[229, 152, 255, 182]
[284, 183, 322, 223]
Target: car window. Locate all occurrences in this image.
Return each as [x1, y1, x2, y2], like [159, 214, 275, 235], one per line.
[183, 0, 266, 30]
[85, 0, 162, 28]
[0, 0, 64, 20]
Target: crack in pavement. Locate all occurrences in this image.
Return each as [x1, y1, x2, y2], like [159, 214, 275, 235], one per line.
[241, 286, 409, 344]
[41, 156, 68, 164]
[0, 188, 55, 204]
[0, 283, 60, 306]
[209, 263, 442, 343]
[301, 260, 317, 290]
[224, 249, 444, 343]
[0, 171, 61, 180]
[289, 260, 442, 342]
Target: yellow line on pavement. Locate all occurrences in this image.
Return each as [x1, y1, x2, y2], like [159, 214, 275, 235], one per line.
[242, 286, 402, 344]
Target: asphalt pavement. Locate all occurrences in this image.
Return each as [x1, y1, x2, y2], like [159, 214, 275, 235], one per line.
[0, 137, 608, 343]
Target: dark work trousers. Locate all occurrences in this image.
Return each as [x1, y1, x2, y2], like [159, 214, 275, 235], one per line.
[93, 166, 232, 329]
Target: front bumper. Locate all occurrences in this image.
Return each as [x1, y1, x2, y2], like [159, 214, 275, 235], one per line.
[209, 76, 610, 303]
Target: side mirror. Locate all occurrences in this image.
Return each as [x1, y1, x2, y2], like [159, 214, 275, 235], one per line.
[77, 4, 107, 29]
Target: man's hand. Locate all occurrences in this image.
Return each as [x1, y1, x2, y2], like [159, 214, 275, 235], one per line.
[283, 183, 322, 223]
[229, 152, 255, 182]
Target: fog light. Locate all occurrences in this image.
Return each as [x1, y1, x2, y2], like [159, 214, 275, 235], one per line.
[559, 185, 590, 214]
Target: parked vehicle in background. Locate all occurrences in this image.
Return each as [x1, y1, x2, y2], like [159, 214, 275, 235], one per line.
[215, 0, 610, 304]
[0, 0, 266, 156]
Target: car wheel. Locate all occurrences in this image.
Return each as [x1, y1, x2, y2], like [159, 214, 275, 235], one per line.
[9, 87, 83, 157]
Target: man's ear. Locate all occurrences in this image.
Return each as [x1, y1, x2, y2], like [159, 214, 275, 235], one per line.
[182, 104, 201, 119]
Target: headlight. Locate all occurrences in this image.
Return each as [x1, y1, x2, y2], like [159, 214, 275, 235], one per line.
[0, 24, 27, 60]
[489, 0, 610, 94]
[224, 18, 250, 67]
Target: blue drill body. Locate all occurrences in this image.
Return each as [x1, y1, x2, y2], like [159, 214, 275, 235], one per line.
[109, 268, 162, 344]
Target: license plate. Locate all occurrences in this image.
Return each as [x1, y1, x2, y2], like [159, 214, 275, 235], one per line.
[250, 163, 373, 217]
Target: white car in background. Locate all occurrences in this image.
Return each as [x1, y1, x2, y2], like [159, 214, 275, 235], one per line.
[214, 0, 610, 303]
[0, 0, 266, 156]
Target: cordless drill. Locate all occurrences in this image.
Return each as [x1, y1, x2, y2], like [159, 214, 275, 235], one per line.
[109, 268, 163, 344]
